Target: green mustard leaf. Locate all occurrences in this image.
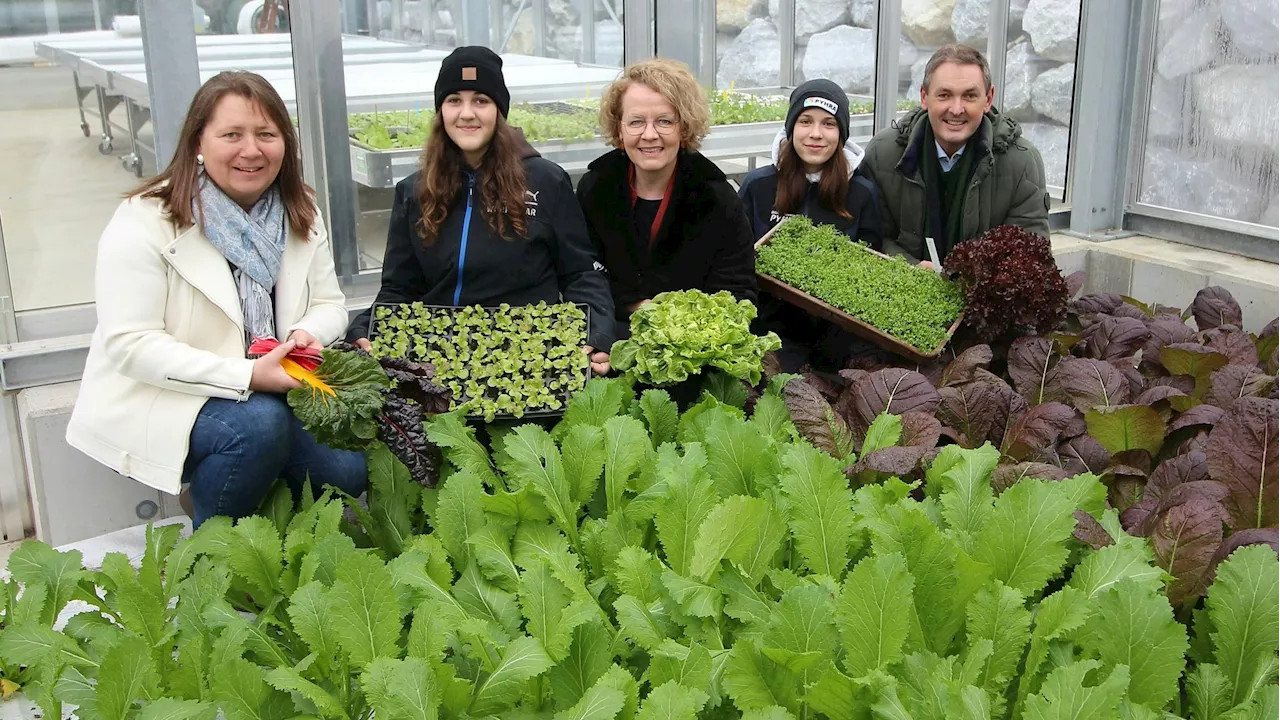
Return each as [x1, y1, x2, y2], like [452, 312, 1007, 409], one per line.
[329, 552, 403, 668]
[562, 424, 608, 505]
[964, 581, 1032, 697]
[1078, 577, 1189, 709]
[1206, 545, 1280, 707]
[973, 478, 1077, 597]
[470, 635, 555, 716]
[689, 495, 786, 584]
[837, 552, 915, 678]
[1022, 660, 1128, 720]
[361, 656, 439, 720]
[655, 456, 721, 577]
[637, 679, 710, 720]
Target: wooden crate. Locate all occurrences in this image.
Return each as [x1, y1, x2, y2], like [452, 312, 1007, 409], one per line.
[753, 221, 964, 363]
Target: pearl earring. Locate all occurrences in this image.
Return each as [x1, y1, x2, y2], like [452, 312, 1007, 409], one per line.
[196, 153, 204, 165]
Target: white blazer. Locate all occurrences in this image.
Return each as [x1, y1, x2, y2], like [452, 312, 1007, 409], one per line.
[66, 195, 350, 494]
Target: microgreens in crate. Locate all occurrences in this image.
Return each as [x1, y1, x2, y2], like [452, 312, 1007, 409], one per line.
[370, 301, 590, 422]
[756, 215, 966, 353]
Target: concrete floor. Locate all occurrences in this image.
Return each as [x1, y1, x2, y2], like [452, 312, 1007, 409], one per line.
[0, 65, 139, 310]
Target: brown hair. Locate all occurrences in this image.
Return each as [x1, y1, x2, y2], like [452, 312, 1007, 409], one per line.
[598, 58, 711, 152]
[922, 44, 993, 93]
[129, 71, 315, 236]
[774, 138, 853, 220]
[415, 112, 528, 243]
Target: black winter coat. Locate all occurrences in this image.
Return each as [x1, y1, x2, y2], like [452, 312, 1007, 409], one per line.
[349, 143, 616, 349]
[575, 149, 757, 326]
[738, 166, 884, 249]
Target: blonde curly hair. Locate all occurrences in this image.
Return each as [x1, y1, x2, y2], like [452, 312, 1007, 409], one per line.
[598, 58, 711, 152]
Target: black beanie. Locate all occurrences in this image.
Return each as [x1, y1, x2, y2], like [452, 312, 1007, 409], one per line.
[434, 46, 511, 117]
[785, 79, 850, 146]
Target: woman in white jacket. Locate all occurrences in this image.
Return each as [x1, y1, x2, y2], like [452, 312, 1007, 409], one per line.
[66, 71, 365, 527]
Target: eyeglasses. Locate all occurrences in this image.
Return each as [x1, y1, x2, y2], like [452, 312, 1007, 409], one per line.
[622, 117, 679, 136]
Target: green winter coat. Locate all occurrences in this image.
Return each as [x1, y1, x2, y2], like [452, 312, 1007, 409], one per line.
[861, 106, 1051, 261]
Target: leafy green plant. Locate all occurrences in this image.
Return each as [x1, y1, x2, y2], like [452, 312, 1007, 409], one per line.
[370, 301, 590, 422]
[6, 374, 1276, 719]
[756, 215, 966, 352]
[611, 289, 781, 387]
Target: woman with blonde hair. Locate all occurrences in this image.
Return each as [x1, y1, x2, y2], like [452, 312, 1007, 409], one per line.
[66, 71, 365, 527]
[576, 57, 756, 330]
[349, 46, 615, 375]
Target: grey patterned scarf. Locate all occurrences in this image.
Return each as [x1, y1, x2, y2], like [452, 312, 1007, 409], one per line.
[194, 175, 287, 346]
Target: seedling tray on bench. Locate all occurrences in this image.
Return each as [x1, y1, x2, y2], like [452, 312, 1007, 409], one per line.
[753, 220, 964, 363]
[370, 301, 591, 422]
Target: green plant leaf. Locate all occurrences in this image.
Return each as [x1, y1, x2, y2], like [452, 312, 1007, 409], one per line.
[1017, 587, 1094, 710]
[93, 633, 161, 720]
[649, 641, 713, 695]
[211, 655, 294, 720]
[562, 424, 608, 505]
[550, 622, 616, 711]
[434, 468, 488, 569]
[1187, 663, 1235, 720]
[636, 679, 710, 720]
[705, 412, 771, 497]
[453, 562, 523, 639]
[931, 443, 1000, 553]
[362, 656, 439, 720]
[135, 698, 217, 720]
[264, 662, 350, 719]
[366, 442, 420, 557]
[1023, 660, 1129, 720]
[689, 495, 787, 584]
[329, 552, 403, 668]
[964, 581, 1031, 696]
[973, 478, 1077, 596]
[1207, 545, 1280, 707]
[5, 542, 86, 626]
[638, 389, 680, 448]
[776, 443, 856, 578]
[722, 641, 799, 714]
[520, 558, 590, 662]
[426, 411, 500, 487]
[655, 456, 720, 577]
[1078, 578, 1189, 709]
[837, 552, 915, 677]
[470, 635, 555, 716]
[503, 424, 581, 544]
[602, 415, 651, 515]
[286, 581, 341, 672]
[1068, 532, 1164, 599]
[1085, 406, 1166, 456]
[0, 622, 96, 671]
[226, 516, 284, 601]
[762, 583, 838, 688]
[553, 678, 625, 720]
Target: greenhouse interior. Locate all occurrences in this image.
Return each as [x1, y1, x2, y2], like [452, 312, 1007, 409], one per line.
[0, 0, 1277, 718]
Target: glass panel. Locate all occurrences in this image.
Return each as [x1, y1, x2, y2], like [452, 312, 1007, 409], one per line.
[343, 1, 625, 283]
[1000, 0, 1079, 199]
[0, 0, 141, 313]
[792, 0, 877, 131]
[714, 0, 779, 90]
[1138, 0, 1279, 229]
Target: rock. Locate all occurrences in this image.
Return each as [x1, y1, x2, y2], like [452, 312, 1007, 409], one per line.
[1008, 0, 1030, 27]
[851, 0, 875, 27]
[1024, 0, 1080, 62]
[715, 31, 735, 64]
[1146, 73, 1190, 142]
[1220, 0, 1280, 58]
[593, 19, 623, 66]
[802, 25, 876, 93]
[952, 0, 990, 46]
[902, 0, 957, 46]
[908, 56, 929, 98]
[717, 0, 756, 34]
[1001, 38, 1040, 117]
[1138, 144, 1270, 223]
[1031, 63, 1075, 125]
[403, 0, 425, 31]
[1156, 5, 1225, 79]
[1019, 121, 1069, 188]
[899, 31, 920, 79]
[769, 0, 850, 37]
[1192, 64, 1280, 151]
[716, 18, 782, 88]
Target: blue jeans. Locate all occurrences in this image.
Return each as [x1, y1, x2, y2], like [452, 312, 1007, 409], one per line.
[184, 392, 367, 528]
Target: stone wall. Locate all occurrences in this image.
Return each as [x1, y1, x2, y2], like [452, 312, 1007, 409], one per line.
[1137, 0, 1279, 227]
[713, 0, 1079, 187]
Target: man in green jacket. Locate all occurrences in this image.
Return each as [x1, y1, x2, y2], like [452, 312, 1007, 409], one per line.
[862, 44, 1051, 264]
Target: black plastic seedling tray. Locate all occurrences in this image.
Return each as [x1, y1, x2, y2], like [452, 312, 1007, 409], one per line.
[371, 301, 592, 421]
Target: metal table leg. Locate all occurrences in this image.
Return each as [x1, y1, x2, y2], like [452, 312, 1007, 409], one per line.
[121, 98, 152, 177]
[95, 87, 123, 154]
[71, 71, 93, 138]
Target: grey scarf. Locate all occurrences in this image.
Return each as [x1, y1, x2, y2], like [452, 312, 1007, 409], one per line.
[194, 175, 287, 346]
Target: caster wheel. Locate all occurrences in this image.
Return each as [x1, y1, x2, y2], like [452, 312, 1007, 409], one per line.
[80, 121, 91, 137]
[98, 138, 113, 154]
